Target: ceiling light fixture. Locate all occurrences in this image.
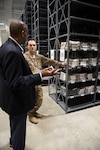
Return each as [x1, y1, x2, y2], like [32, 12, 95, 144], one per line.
[0, 23, 5, 26]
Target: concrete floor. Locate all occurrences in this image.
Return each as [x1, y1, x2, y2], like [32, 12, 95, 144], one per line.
[0, 86, 100, 150]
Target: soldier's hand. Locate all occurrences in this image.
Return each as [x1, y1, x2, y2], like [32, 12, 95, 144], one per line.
[62, 60, 67, 67]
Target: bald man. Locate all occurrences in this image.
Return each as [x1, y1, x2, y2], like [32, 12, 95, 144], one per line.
[0, 20, 59, 150]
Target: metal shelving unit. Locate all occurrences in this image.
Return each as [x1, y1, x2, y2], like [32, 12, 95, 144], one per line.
[48, 0, 100, 113]
[21, 0, 33, 39]
[20, 0, 48, 56]
[31, 0, 48, 56]
[20, 0, 33, 50]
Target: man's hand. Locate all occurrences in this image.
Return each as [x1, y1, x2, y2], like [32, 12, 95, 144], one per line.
[41, 66, 59, 77]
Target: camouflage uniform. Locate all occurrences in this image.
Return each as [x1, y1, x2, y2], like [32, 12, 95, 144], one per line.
[24, 51, 62, 116]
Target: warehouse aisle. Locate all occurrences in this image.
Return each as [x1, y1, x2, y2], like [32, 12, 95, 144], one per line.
[0, 86, 100, 150]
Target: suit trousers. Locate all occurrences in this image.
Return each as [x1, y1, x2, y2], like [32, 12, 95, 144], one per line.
[9, 113, 27, 150]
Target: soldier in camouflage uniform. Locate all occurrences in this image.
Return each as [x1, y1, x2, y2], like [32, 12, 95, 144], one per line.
[24, 40, 66, 124]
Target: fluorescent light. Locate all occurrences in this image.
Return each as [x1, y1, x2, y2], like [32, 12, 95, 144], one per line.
[0, 23, 5, 25]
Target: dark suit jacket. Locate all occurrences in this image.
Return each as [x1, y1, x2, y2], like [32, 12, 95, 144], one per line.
[0, 38, 42, 115]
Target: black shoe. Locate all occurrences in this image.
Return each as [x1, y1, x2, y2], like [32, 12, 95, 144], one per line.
[9, 137, 13, 148]
[10, 143, 13, 148]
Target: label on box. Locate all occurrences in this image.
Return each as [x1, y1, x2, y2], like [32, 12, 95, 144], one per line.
[60, 49, 65, 61]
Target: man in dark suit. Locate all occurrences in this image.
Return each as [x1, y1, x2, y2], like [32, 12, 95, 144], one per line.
[0, 20, 58, 150]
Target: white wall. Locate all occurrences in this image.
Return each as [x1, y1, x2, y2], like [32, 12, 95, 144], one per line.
[0, 24, 9, 45]
[0, 30, 2, 46]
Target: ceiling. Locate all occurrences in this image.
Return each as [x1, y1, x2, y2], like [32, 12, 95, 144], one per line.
[0, 0, 26, 29]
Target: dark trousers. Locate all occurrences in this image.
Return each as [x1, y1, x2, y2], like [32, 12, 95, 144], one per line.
[9, 113, 27, 150]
